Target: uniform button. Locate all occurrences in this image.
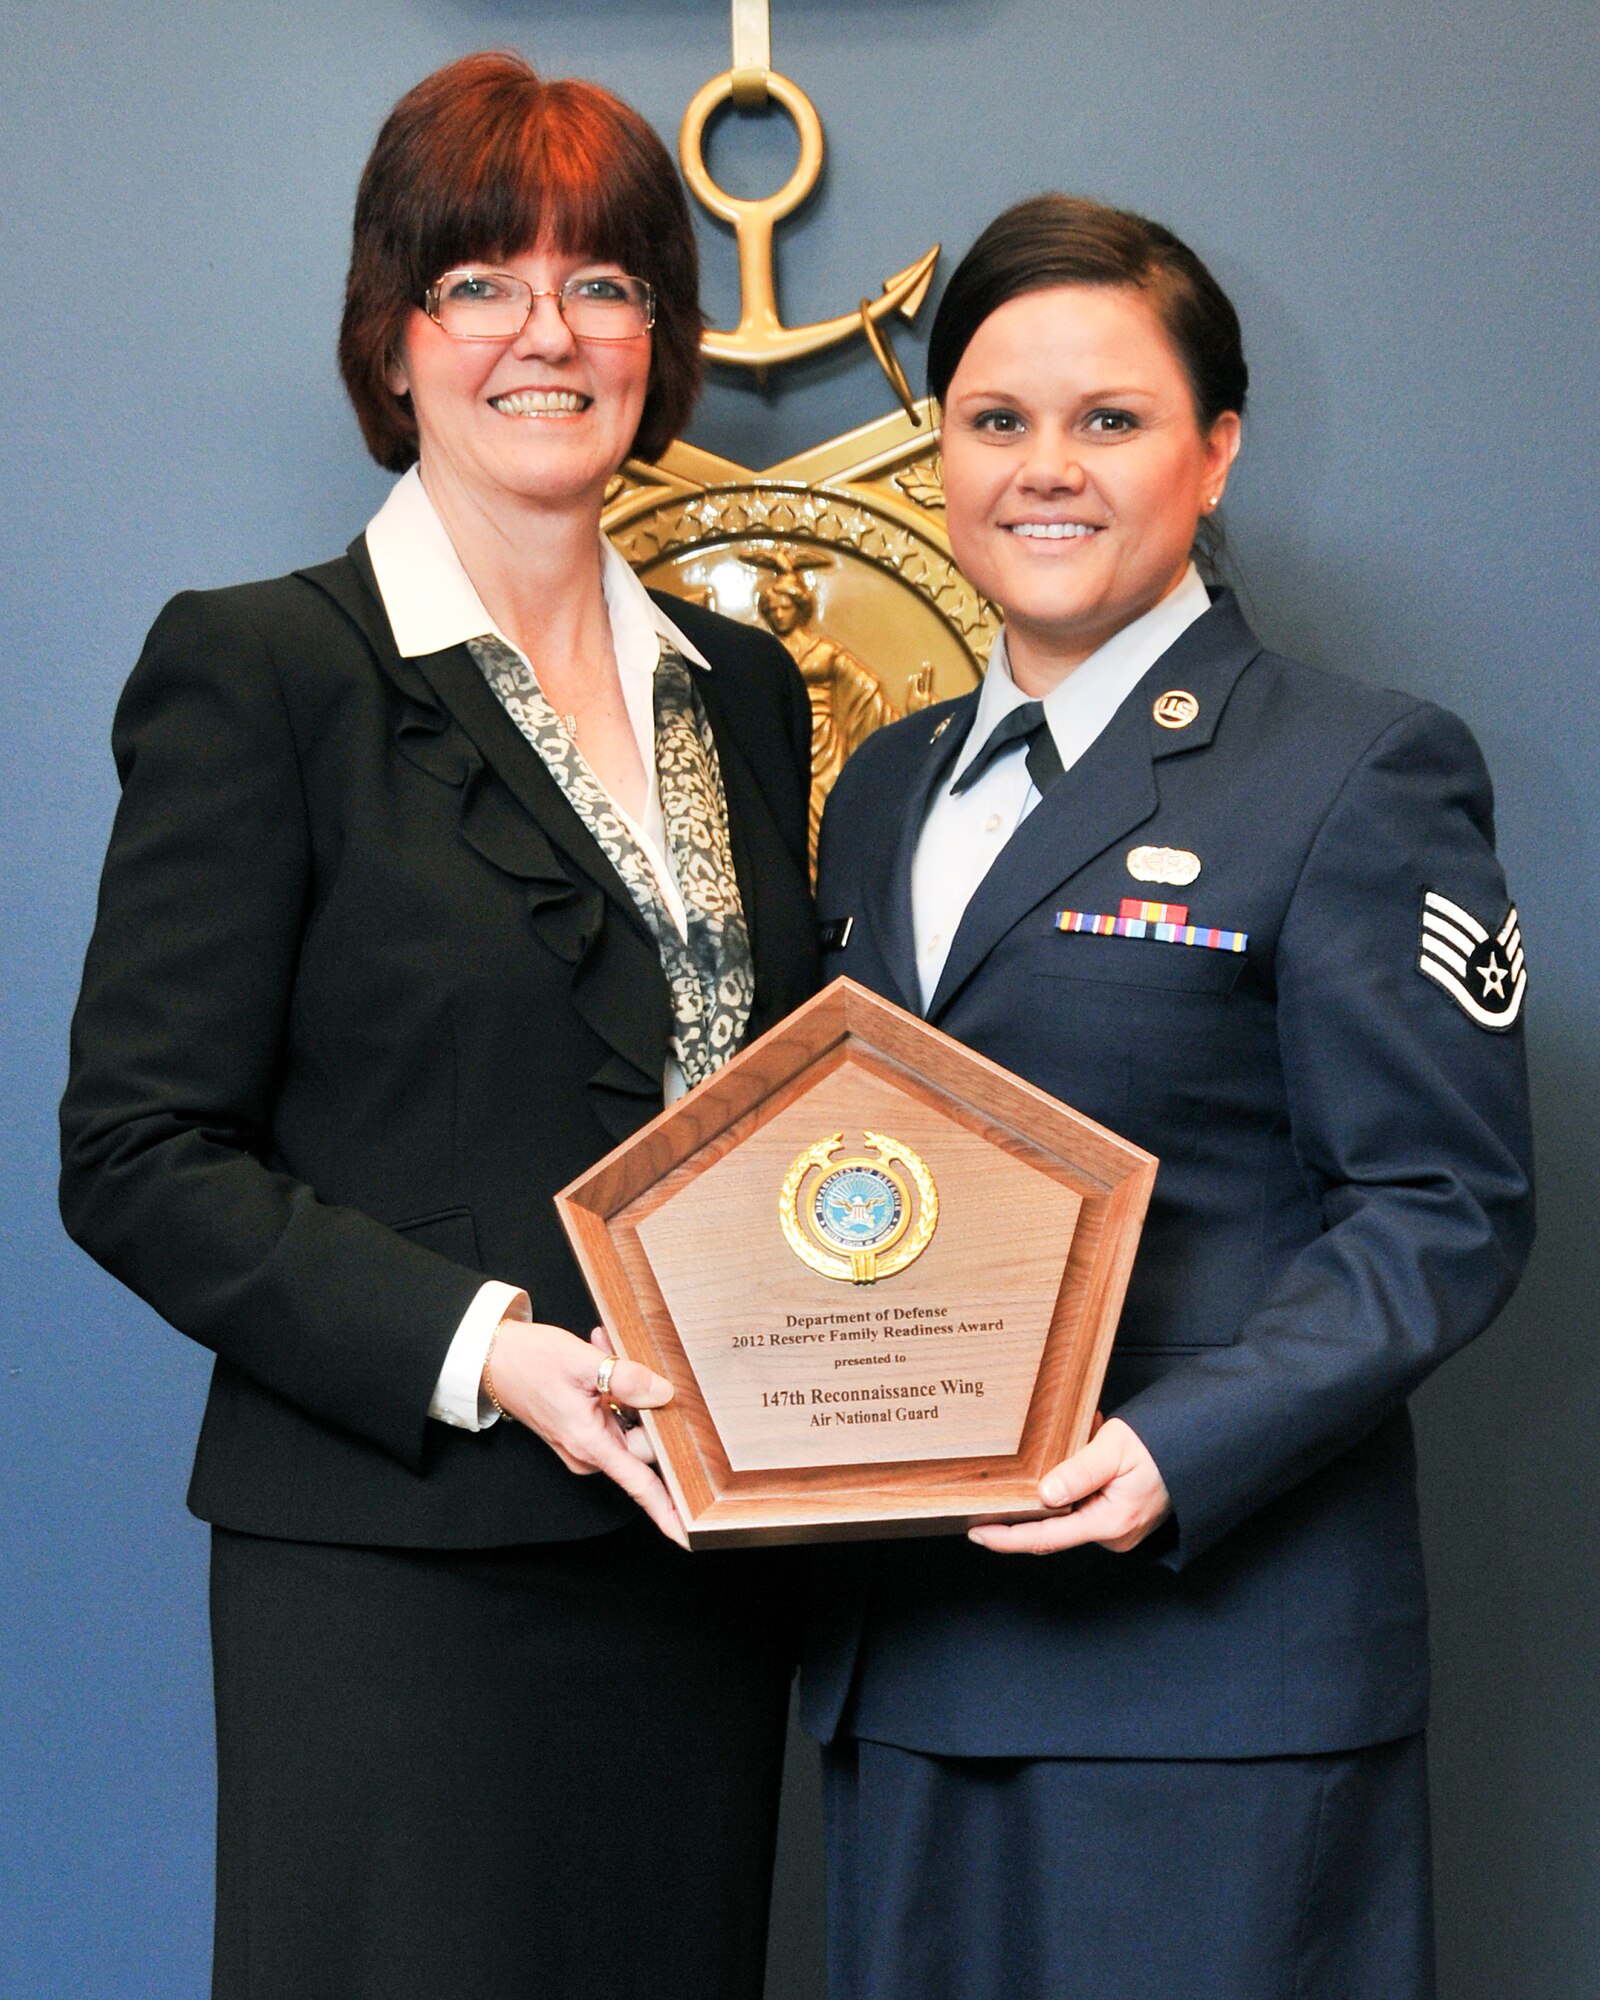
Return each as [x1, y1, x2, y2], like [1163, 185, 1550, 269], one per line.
[984, 813, 1002, 833]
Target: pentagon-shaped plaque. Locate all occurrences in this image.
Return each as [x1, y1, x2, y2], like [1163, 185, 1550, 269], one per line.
[557, 978, 1156, 1546]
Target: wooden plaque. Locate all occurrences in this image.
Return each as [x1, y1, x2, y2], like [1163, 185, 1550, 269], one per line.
[557, 978, 1156, 1547]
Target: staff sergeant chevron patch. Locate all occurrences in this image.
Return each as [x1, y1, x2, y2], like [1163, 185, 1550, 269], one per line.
[1417, 890, 1526, 1031]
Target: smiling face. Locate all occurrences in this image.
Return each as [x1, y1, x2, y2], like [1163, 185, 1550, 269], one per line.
[940, 283, 1241, 692]
[386, 243, 651, 524]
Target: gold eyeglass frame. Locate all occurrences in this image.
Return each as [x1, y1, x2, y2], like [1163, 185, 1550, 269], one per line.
[422, 269, 657, 343]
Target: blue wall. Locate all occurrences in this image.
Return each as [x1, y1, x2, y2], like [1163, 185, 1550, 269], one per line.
[4, 3, 1596, 1994]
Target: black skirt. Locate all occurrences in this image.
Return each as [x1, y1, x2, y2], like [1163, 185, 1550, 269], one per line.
[210, 1522, 800, 2000]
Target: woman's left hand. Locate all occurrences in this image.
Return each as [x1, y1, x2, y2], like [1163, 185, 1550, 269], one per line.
[968, 1417, 1171, 1555]
[591, 1327, 662, 1467]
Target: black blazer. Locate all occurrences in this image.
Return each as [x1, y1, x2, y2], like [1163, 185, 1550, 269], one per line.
[60, 540, 819, 1548]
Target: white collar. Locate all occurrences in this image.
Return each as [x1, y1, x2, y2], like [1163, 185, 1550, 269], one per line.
[955, 564, 1213, 779]
[362, 464, 711, 674]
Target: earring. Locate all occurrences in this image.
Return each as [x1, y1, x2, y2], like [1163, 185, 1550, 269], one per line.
[1208, 494, 1221, 508]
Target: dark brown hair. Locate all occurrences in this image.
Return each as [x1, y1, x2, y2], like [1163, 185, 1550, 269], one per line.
[339, 52, 702, 472]
[928, 194, 1248, 429]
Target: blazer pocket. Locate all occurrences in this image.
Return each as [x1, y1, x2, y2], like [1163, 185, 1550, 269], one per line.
[389, 1206, 482, 1267]
[1034, 932, 1246, 994]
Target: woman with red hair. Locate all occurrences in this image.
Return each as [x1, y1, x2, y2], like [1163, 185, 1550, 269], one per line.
[61, 52, 816, 1999]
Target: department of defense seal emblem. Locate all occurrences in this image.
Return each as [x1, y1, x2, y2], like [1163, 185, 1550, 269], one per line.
[779, 1130, 939, 1283]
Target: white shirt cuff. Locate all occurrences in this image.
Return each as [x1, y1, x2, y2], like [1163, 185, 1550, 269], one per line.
[428, 1281, 530, 1430]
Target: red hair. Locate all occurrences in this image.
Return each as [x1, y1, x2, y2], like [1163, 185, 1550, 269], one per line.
[339, 52, 702, 471]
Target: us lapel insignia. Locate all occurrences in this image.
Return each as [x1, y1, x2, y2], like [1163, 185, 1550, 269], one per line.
[1417, 890, 1526, 1030]
[1127, 844, 1202, 887]
[1153, 689, 1199, 729]
[929, 717, 952, 742]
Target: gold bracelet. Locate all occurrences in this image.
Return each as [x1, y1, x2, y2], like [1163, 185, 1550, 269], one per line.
[482, 1324, 510, 1422]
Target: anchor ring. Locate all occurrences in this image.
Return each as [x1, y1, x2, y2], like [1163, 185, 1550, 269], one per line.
[679, 69, 824, 227]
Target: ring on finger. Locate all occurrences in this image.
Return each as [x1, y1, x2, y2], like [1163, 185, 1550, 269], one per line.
[594, 1354, 618, 1401]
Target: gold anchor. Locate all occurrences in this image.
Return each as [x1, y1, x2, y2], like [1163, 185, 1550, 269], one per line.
[680, 1, 938, 406]
[605, 3, 990, 876]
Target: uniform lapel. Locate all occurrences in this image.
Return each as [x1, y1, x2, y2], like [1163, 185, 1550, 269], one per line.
[859, 696, 979, 1013]
[927, 592, 1263, 1022]
[927, 696, 1157, 1018]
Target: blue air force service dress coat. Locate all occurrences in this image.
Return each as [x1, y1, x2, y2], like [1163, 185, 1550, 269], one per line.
[807, 589, 1533, 1764]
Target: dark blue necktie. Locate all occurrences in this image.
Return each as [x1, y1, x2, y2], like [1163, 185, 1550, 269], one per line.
[948, 700, 1065, 797]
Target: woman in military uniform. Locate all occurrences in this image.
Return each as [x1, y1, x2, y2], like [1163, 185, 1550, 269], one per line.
[808, 194, 1533, 2000]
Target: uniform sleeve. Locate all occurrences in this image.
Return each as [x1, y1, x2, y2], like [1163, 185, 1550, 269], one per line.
[1118, 702, 1534, 1566]
[59, 592, 486, 1471]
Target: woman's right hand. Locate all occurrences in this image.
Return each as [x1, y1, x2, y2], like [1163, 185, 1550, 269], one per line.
[484, 1319, 688, 1547]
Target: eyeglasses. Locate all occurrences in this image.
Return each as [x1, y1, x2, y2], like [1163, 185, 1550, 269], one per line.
[423, 268, 656, 343]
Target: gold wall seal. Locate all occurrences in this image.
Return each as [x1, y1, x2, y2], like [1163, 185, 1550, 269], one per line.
[604, 410, 997, 871]
[778, 1129, 939, 1284]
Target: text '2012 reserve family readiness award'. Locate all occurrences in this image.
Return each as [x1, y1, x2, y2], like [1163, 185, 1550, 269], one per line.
[557, 979, 1156, 1546]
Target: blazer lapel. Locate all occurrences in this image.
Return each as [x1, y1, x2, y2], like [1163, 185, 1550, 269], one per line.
[299, 544, 670, 1134]
[328, 536, 656, 948]
[927, 592, 1264, 1021]
[299, 542, 434, 707]
[415, 637, 673, 1131]
[692, 665, 773, 965]
[860, 697, 979, 1014]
